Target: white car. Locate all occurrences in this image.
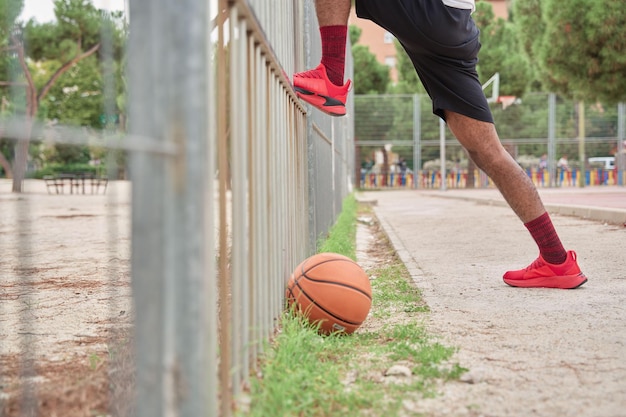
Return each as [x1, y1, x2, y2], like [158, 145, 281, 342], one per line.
[588, 156, 615, 170]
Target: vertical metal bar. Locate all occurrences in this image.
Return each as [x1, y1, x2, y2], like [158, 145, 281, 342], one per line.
[129, 0, 213, 416]
[216, 0, 232, 416]
[17, 193, 36, 417]
[548, 93, 557, 187]
[440, 119, 447, 191]
[331, 120, 336, 218]
[253, 47, 265, 357]
[413, 94, 421, 189]
[275, 76, 284, 321]
[578, 101, 586, 188]
[279, 76, 288, 305]
[229, 8, 242, 397]
[230, 11, 250, 396]
[268, 74, 275, 327]
[260, 60, 270, 343]
[177, 0, 213, 409]
[247, 36, 258, 375]
[206, 0, 218, 413]
[9, 0, 37, 409]
[100, 9, 123, 415]
[127, 0, 167, 414]
[271, 76, 280, 322]
[617, 102, 625, 186]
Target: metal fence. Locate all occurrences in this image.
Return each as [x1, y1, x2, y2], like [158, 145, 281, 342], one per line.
[1, 0, 354, 416]
[355, 93, 626, 189]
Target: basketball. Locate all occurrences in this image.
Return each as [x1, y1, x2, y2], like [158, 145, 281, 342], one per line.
[286, 252, 372, 335]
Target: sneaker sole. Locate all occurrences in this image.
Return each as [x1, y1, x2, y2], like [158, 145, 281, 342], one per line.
[294, 87, 346, 117]
[503, 272, 588, 289]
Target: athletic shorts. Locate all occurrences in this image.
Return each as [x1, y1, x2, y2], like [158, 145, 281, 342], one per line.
[355, 0, 494, 123]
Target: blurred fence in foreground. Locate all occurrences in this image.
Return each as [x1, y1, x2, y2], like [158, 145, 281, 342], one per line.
[1, 0, 354, 416]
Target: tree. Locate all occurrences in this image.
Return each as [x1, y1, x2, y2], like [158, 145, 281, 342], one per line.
[473, 0, 531, 97]
[0, 0, 115, 192]
[349, 24, 390, 95]
[0, 0, 24, 177]
[42, 55, 106, 127]
[514, 0, 626, 104]
[389, 39, 427, 95]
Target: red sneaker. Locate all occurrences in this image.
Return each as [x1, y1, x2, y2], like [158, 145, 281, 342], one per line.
[503, 251, 588, 289]
[293, 63, 351, 117]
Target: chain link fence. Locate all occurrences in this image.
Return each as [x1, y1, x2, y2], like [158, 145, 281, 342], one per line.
[355, 94, 626, 189]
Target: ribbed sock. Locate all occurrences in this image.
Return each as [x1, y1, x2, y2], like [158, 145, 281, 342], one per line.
[524, 212, 567, 265]
[320, 25, 347, 86]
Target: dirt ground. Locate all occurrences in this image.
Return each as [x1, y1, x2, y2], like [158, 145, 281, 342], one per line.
[0, 179, 133, 417]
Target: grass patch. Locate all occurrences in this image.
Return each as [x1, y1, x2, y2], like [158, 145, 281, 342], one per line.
[240, 194, 466, 416]
[317, 194, 357, 259]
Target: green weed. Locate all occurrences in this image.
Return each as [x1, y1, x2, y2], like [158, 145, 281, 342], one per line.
[241, 194, 466, 416]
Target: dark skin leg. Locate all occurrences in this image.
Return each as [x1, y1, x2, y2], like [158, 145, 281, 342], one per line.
[314, 1, 548, 225]
[444, 110, 546, 223]
[315, 0, 351, 25]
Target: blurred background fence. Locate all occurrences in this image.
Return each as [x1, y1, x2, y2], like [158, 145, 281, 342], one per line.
[355, 93, 626, 189]
[1, 0, 353, 416]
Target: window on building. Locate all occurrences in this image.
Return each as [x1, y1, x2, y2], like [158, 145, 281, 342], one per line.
[383, 31, 394, 44]
[384, 56, 396, 68]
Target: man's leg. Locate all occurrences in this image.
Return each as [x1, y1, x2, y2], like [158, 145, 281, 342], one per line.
[444, 111, 544, 223]
[315, 0, 351, 28]
[292, 0, 352, 116]
[445, 111, 587, 289]
[316, 0, 351, 86]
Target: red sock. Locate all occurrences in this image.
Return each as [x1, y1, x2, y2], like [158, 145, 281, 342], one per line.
[524, 212, 567, 265]
[320, 25, 347, 86]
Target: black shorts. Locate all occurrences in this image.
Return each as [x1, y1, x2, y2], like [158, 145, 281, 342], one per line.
[356, 0, 494, 123]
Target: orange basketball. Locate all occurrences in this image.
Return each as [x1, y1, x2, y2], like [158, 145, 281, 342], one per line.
[286, 252, 372, 335]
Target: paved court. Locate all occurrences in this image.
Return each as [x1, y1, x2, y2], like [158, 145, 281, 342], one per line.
[358, 188, 626, 417]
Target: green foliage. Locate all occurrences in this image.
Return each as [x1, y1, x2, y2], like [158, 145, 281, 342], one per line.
[512, 0, 545, 92]
[354, 94, 397, 147]
[0, 0, 23, 35]
[474, 1, 531, 97]
[55, 0, 101, 48]
[1, 0, 127, 180]
[43, 55, 106, 127]
[352, 44, 390, 94]
[514, 0, 626, 103]
[348, 24, 361, 45]
[349, 23, 390, 95]
[30, 162, 97, 179]
[391, 40, 426, 95]
[318, 194, 357, 259]
[46, 143, 91, 164]
[244, 312, 367, 417]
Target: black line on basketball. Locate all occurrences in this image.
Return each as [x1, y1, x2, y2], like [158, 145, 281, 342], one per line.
[300, 258, 353, 276]
[300, 260, 372, 300]
[293, 280, 362, 326]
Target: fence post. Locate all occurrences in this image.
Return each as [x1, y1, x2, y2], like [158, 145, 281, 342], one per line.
[618, 102, 625, 186]
[548, 93, 557, 187]
[128, 0, 215, 416]
[578, 101, 586, 188]
[439, 119, 446, 191]
[413, 94, 421, 189]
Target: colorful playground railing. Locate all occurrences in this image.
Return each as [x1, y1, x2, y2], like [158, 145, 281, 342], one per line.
[360, 168, 626, 189]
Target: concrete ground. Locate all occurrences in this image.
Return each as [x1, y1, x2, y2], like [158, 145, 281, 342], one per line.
[358, 187, 626, 416]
